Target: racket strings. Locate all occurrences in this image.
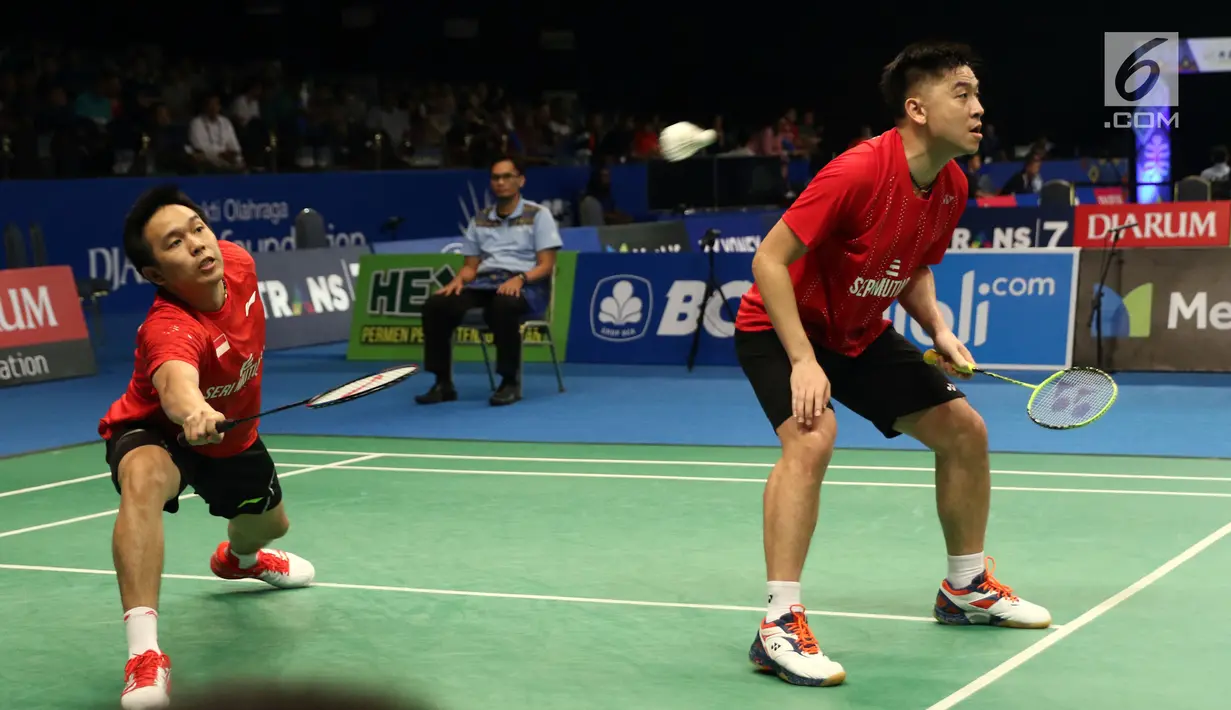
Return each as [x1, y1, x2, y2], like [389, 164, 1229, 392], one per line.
[1029, 369, 1117, 428]
[311, 365, 419, 406]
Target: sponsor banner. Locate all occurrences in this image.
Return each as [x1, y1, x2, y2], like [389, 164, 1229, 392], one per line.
[566, 250, 1078, 369]
[250, 245, 370, 351]
[1074, 247, 1231, 371]
[1073, 202, 1231, 248]
[675, 210, 781, 253]
[596, 221, 691, 253]
[346, 252, 578, 363]
[0, 166, 647, 312]
[0, 265, 96, 386]
[948, 207, 1075, 250]
[373, 227, 602, 255]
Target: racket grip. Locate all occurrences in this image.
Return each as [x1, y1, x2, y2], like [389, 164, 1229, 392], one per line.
[175, 419, 237, 447]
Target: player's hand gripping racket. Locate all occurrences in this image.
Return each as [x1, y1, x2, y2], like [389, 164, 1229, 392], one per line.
[177, 364, 419, 447]
[923, 350, 1117, 430]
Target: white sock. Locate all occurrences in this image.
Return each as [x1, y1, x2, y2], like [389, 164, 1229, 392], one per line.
[947, 552, 985, 589]
[766, 581, 801, 622]
[231, 547, 260, 568]
[124, 606, 160, 657]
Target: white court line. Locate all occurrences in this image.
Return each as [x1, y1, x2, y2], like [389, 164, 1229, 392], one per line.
[0, 472, 111, 498]
[322, 464, 1231, 499]
[5, 446, 1225, 502]
[0, 455, 379, 540]
[0, 561, 937, 623]
[266, 448, 1231, 484]
[926, 518, 1231, 710]
[0, 462, 318, 499]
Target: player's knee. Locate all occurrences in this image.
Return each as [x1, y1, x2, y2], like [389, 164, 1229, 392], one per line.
[935, 401, 988, 456]
[117, 449, 179, 505]
[781, 419, 837, 479]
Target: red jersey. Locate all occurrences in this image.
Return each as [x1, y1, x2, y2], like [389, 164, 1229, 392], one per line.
[99, 239, 266, 458]
[736, 128, 968, 356]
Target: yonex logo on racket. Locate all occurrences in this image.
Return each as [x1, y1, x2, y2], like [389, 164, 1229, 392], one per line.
[1102, 32, 1179, 130]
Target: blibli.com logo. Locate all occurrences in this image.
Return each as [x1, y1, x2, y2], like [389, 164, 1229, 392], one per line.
[886, 270, 1058, 346]
[1092, 283, 1153, 338]
[591, 275, 653, 342]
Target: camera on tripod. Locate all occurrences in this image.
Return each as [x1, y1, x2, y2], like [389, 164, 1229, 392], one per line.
[687, 228, 740, 371]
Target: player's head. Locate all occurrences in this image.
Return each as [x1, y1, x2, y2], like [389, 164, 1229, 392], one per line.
[489, 155, 525, 201]
[123, 184, 223, 294]
[880, 41, 983, 157]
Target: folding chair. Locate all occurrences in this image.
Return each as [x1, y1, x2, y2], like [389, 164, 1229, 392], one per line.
[1175, 175, 1212, 202]
[1039, 179, 1075, 207]
[294, 208, 329, 249]
[459, 266, 566, 396]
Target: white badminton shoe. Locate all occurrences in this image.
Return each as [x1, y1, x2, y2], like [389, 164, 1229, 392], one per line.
[748, 604, 847, 686]
[121, 649, 171, 709]
[933, 556, 1052, 628]
[209, 542, 316, 588]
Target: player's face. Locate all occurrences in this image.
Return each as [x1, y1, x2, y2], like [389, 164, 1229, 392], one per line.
[142, 204, 225, 290]
[920, 66, 984, 156]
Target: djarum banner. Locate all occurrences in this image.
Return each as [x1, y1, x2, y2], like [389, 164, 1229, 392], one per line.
[1074, 247, 1231, 371]
[251, 245, 371, 350]
[0, 265, 97, 387]
[346, 252, 578, 364]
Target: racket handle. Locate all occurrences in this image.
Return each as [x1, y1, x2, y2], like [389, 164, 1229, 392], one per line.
[175, 419, 237, 447]
[923, 348, 975, 375]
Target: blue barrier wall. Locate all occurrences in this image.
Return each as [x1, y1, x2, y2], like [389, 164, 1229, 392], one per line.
[566, 249, 1079, 370]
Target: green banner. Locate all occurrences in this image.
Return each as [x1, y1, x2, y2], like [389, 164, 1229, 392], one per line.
[346, 251, 577, 363]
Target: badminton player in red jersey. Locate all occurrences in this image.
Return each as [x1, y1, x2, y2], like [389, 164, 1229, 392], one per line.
[734, 42, 1051, 687]
[98, 185, 315, 709]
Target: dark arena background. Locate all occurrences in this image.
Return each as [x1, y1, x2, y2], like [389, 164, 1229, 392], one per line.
[1, 4, 1229, 709]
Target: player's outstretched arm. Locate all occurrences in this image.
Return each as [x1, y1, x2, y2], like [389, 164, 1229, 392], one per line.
[152, 360, 226, 444]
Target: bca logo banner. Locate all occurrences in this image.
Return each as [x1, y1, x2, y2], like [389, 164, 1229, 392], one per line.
[365, 264, 457, 318]
[591, 275, 653, 342]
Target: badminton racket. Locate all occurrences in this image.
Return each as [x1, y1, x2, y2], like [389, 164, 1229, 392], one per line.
[923, 350, 1117, 430]
[177, 364, 419, 446]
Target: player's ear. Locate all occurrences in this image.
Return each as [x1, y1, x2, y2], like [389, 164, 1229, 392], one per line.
[903, 97, 927, 126]
[141, 265, 166, 286]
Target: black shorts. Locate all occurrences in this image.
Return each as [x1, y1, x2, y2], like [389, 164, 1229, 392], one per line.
[734, 326, 966, 438]
[105, 423, 283, 519]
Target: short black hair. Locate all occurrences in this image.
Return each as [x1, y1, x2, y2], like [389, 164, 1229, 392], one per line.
[122, 183, 207, 272]
[880, 41, 980, 120]
[490, 155, 524, 176]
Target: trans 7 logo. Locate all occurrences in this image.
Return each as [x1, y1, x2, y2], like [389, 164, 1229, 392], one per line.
[1039, 220, 1069, 247]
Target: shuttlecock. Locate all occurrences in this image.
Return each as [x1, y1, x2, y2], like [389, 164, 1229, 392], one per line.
[659, 121, 717, 162]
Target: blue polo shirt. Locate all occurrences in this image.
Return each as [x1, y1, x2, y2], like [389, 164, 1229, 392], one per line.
[461, 198, 563, 275]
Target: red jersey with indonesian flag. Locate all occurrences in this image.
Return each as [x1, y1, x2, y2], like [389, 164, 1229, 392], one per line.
[99, 239, 266, 458]
[736, 128, 968, 356]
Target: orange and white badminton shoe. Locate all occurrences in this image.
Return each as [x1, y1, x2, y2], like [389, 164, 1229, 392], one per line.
[748, 605, 846, 686]
[121, 649, 171, 709]
[933, 556, 1052, 628]
[209, 542, 316, 588]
